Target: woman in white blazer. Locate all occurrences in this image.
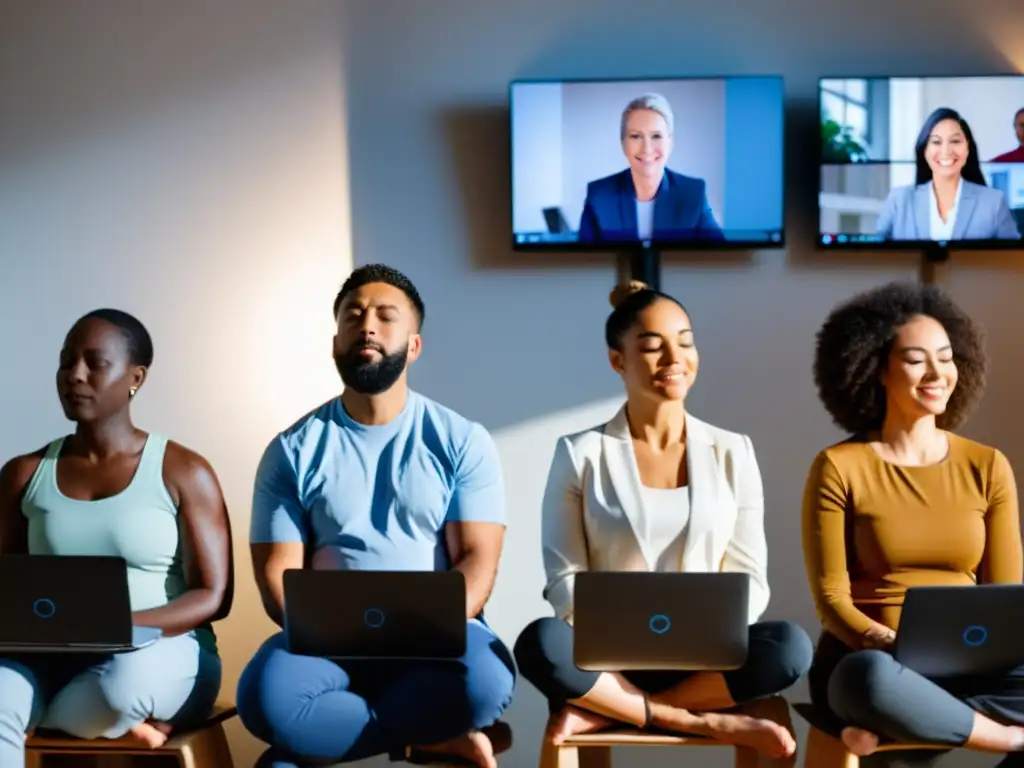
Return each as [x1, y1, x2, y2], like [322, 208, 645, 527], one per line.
[514, 281, 812, 760]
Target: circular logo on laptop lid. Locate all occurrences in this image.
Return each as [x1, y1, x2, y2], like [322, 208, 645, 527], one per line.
[648, 613, 671, 635]
[962, 625, 988, 647]
[33, 598, 56, 619]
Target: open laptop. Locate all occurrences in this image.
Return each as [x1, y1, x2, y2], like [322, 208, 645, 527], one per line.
[573, 571, 750, 671]
[542, 206, 570, 234]
[0, 555, 162, 653]
[284, 569, 467, 660]
[894, 584, 1024, 678]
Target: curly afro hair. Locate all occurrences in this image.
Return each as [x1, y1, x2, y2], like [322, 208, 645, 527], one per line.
[813, 281, 987, 435]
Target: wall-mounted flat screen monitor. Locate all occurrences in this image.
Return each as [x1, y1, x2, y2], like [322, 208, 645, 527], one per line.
[818, 75, 1024, 250]
[510, 76, 786, 251]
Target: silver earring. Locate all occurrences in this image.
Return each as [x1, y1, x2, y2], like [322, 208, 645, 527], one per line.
[129, 387, 137, 398]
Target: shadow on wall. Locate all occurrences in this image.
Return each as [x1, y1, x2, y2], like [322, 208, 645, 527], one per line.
[439, 105, 757, 272]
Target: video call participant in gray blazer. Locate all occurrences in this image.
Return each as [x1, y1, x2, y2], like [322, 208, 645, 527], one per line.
[877, 107, 1021, 242]
[513, 281, 812, 761]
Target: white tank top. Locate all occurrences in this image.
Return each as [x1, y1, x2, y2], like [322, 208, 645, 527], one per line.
[639, 485, 690, 571]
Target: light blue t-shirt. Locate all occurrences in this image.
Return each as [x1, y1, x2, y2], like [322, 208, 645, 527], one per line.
[250, 391, 505, 574]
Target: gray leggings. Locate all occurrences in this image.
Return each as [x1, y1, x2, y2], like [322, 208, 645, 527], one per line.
[810, 632, 1024, 748]
[0, 633, 221, 767]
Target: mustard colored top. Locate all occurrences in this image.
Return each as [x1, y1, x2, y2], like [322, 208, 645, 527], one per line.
[802, 433, 1023, 650]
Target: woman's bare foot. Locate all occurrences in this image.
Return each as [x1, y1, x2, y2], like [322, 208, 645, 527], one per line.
[841, 726, 880, 756]
[702, 713, 796, 758]
[653, 706, 795, 758]
[413, 730, 497, 768]
[546, 705, 616, 745]
[128, 721, 172, 749]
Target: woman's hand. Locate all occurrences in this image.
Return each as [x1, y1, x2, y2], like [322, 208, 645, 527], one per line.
[862, 624, 896, 650]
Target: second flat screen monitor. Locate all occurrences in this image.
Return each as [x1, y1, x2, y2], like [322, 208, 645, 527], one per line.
[510, 76, 786, 250]
[818, 75, 1024, 249]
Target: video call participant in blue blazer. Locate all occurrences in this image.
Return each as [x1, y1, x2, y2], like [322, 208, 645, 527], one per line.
[235, 265, 515, 768]
[513, 281, 812, 761]
[577, 94, 726, 243]
[876, 107, 1021, 242]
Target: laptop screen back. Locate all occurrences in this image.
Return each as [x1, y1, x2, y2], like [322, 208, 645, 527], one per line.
[895, 584, 1024, 677]
[0, 555, 133, 647]
[284, 569, 467, 659]
[573, 571, 750, 671]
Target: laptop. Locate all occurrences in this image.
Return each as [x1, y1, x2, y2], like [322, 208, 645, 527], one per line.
[573, 571, 750, 671]
[0, 555, 162, 653]
[894, 584, 1024, 677]
[542, 206, 570, 234]
[284, 569, 467, 660]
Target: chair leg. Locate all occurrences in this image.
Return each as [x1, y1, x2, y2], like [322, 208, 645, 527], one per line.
[578, 746, 611, 768]
[176, 724, 235, 768]
[541, 744, 612, 768]
[806, 726, 859, 768]
[540, 740, 569, 768]
[544, 744, 578, 768]
[734, 746, 760, 768]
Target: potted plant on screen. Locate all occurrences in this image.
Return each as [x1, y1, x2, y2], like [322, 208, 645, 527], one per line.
[822, 118, 868, 163]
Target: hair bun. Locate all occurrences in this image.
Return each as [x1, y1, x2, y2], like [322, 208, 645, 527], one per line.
[609, 280, 649, 309]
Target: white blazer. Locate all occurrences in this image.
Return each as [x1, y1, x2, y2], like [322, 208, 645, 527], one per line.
[541, 406, 770, 626]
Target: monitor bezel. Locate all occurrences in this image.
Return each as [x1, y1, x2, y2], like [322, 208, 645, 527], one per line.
[508, 74, 788, 253]
[815, 72, 1024, 253]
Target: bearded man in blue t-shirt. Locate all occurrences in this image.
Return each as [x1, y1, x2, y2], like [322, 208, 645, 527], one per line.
[236, 264, 515, 768]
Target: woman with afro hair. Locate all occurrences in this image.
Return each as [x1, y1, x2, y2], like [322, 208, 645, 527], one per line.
[802, 281, 1024, 763]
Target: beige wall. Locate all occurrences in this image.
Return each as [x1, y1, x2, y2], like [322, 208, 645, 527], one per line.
[4, 1, 1024, 767]
[0, 2, 349, 765]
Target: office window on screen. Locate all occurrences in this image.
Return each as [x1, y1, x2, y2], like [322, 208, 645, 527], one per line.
[821, 78, 871, 149]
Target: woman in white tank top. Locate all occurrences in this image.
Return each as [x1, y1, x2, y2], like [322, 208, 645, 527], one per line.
[0, 309, 231, 766]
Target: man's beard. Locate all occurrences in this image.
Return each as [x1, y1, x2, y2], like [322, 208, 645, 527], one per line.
[334, 342, 408, 395]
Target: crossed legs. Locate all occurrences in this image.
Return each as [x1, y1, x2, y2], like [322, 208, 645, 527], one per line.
[236, 620, 516, 767]
[822, 648, 1024, 758]
[514, 616, 813, 759]
[0, 634, 221, 766]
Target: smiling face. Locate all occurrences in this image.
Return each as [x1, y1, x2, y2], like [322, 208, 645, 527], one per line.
[880, 314, 958, 423]
[1015, 110, 1024, 146]
[609, 298, 698, 403]
[622, 108, 673, 182]
[925, 118, 969, 183]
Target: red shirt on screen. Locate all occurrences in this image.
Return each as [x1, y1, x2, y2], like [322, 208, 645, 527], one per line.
[991, 146, 1024, 162]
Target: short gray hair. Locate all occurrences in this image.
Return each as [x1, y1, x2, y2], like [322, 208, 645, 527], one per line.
[620, 93, 674, 141]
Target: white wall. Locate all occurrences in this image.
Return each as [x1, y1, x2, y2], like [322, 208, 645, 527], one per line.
[0, 3, 350, 766]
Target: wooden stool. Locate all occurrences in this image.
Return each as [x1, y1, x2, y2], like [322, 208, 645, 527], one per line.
[405, 720, 513, 767]
[542, 695, 795, 768]
[794, 703, 948, 767]
[25, 702, 237, 768]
